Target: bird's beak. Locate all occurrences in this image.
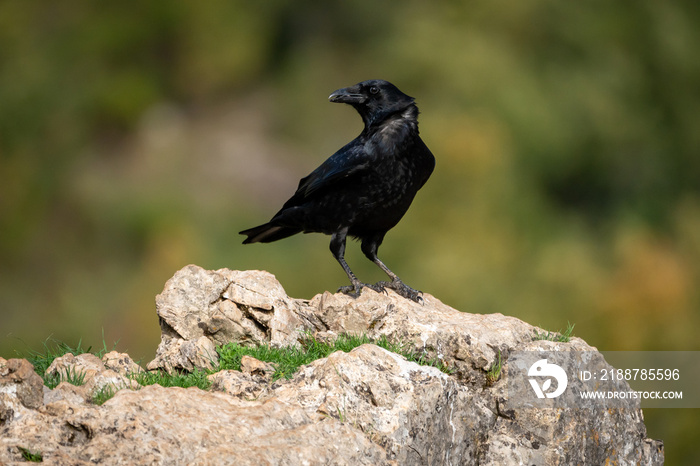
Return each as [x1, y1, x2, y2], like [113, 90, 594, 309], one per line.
[329, 86, 366, 104]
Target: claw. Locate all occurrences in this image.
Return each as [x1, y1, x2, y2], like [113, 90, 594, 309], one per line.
[394, 286, 423, 303]
[338, 280, 423, 303]
[338, 281, 389, 298]
[338, 284, 363, 298]
[366, 282, 389, 295]
[370, 279, 423, 303]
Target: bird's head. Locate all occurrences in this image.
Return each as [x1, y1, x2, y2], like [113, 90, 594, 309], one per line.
[329, 79, 416, 128]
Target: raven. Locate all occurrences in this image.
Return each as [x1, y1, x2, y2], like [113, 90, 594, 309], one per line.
[240, 79, 435, 302]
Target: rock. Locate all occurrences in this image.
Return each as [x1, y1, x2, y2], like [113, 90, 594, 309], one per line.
[82, 369, 141, 397]
[148, 266, 556, 386]
[46, 353, 105, 383]
[42, 381, 88, 406]
[307, 290, 540, 385]
[0, 358, 45, 423]
[1, 385, 390, 465]
[101, 351, 144, 377]
[44, 353, 140, 400]
[240, 355, 275, 376]
[147, 334, 219, 373]
[143, 265, 663, 465]
[208, 356, 275, 400]
[208, 370, 271, 400]
[273, 344, 493, 464]
[147, 266, 303, 373]
[0, 266, 664, 465]
[480, 339, 663, 464]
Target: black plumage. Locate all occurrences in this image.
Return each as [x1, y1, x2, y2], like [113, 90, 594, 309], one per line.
[240, 79, 435, 302]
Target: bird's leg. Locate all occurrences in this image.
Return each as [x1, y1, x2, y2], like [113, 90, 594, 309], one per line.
[371, 257, 423, 303]
[361, 237, 423, 303]
[330, 228, 369, 298]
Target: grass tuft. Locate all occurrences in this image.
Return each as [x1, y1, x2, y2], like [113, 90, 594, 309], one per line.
[43, 365, 87, 390]
[217, 332, 452, 381]
[25, 333, 453, 402]
[23, 339, 92, 384]
[135, 367, 212, 390]
[532, 322, 576, 343]
[486, 350, 502, 385]
[18, 446, 43, 462]
[92, 384, 117, 406]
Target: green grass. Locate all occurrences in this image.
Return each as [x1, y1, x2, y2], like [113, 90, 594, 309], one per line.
[23, 339, 92, 383]
[24, 339, 93, 389]
[18, 446, 43, 462]
[92, 384, 117, 406]
[134, 367, 212, 390]
[22, 336, 118, 388]
[486, 350, 502, 384]
[23, 333, 453, 405]
[43, 365, 87, 390]
[532, 322, 576, 343]
[217, 333, 453, 381]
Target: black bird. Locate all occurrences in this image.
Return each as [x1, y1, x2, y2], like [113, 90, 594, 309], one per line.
[240, 79, 435, 302]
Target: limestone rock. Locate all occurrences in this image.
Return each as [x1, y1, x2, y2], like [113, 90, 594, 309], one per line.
[208, 370, 271, 400]
[101, 351, 144, 377]
[0, 358, 45, 423]
[0, 266, 664, 465]
[42, 381, 88, 406]
[45, 353, 140, 400]
[82, 369, 141, 396]
[274, 344, 493, 464]
[306, 290, 543, 385]
[142, 265, 663, 465]
[149, 265, 573, 385]
[46, 353, 105, 382]
[1, 385, 390, 465]
[240, 355, 275, 376]
[208, 356, 276, 400]
[147, 265, 302, 373]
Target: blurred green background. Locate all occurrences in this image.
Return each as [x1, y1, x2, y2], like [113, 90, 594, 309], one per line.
[1, 1, 698, 462]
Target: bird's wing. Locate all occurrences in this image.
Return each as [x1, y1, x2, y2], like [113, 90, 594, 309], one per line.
[291, 141, 372, 201]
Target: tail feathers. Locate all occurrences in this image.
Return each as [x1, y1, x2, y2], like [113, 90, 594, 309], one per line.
[240, 223, 301, 244]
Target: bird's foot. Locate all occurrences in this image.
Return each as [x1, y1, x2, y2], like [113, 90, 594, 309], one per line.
[338, 282, 371, 298]
[371, 280, 423, 303]
[338, 280, 422, 303]
[338, 281, 390, 298]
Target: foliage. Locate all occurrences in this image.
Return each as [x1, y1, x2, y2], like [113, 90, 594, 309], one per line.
[486, 350, 502, 385]
[43, 366, 86, 390]
[217, 332, 452, 381]
[26, 334, 449, 405]
[22, 337, 116, 388]
[17, 446, 43, 463]
[135, 368, 212, 391]
[532, 322, 576, 343]
[92, 384, 117, 406]
[24, 339, 92, 387]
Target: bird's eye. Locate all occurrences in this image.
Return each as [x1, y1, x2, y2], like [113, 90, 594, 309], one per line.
[369, 86, 379, 95]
